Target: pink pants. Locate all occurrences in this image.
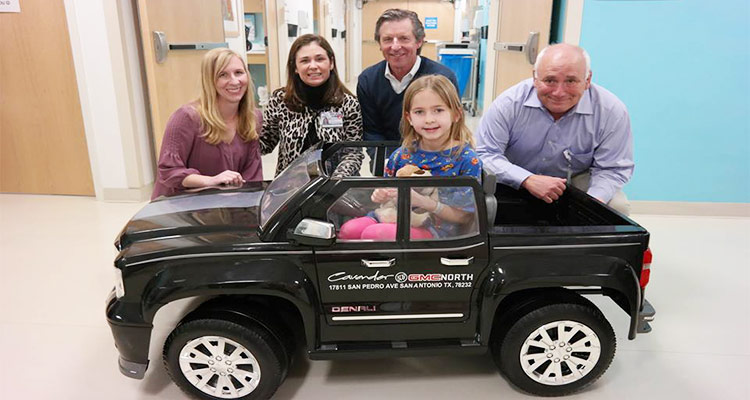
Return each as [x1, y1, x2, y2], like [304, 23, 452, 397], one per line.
[339, 216, 433, 240]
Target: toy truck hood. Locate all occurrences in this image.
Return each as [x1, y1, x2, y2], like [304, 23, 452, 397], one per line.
[115, 189, 263, 256]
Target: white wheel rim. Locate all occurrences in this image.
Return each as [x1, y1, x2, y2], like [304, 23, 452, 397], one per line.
[518, 320, 602, 386]
[179, 335, 261, 398]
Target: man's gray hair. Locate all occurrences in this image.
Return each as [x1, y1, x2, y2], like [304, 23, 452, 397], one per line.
[374, 8, 425, 43]
[533, 45, 591, 79]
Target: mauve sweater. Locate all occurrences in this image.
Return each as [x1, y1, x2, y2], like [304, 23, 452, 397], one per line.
[152, 103, 263, 199]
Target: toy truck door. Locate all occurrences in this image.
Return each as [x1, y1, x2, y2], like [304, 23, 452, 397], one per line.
[314, 179, 489, 342]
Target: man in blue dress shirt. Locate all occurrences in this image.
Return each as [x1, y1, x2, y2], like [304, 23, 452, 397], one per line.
[476, 43, 633, 215]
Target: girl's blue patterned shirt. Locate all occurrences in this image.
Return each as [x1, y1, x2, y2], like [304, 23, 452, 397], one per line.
[385, 145, 482, 179]
[385, 145, 483, 238]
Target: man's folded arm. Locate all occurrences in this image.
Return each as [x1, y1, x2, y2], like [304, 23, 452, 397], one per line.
[475, 99, 533, 188]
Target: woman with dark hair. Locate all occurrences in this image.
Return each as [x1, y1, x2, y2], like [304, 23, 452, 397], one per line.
[261, 34, 362, 175]
[152, 48, 262, 199]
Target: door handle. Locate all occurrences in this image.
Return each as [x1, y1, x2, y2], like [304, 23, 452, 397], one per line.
[153, 31, 228, 64]
[493, 31, 540, 65]
[361, 258, 396, 268]
[441, 257, 474, 266]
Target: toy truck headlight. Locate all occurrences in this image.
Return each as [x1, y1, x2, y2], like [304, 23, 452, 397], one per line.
[114, 267, 125, 298]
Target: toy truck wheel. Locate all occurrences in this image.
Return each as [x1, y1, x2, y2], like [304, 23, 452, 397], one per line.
[163, 318, 287, 400]
[494, 303, 616, 396]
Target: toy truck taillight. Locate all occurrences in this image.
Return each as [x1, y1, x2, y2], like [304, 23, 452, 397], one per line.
[639, 248, 652, 288]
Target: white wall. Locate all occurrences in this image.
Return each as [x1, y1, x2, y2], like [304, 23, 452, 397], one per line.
[454, 0, 464, 42]
[346, 0, 362, 86]
[481, 0, 499, 112]
[273, 0, 314, 86]
[115, 0, 154, 190]
[563, 0, 583, 45]
[325, 0, 347, 81]
[226, 0, 247, 59]
[64, 0, 154, 201]
[284, 0, 314, 39]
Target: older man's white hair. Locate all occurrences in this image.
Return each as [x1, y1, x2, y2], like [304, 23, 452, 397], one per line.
[533, 44, 591, 79]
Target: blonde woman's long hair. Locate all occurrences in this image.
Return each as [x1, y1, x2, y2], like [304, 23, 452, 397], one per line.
[400, 74, 474, 157]
[195, 48, 258, 145]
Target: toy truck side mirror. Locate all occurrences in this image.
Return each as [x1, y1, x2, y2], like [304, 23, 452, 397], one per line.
[289, 218, 336, 247]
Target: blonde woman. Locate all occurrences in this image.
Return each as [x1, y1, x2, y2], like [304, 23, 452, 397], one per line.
[152, 48, 262, 199]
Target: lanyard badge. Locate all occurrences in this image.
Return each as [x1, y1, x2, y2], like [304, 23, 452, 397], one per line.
[319, 111, 344, 128]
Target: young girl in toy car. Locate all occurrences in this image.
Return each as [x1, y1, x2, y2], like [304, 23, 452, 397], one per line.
[339, 75, 482, 240]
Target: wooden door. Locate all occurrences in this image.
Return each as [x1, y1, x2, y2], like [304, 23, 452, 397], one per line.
[137, 0, 225, 158]
[492, 0, 553, 98]
[0, 0, 94, 195]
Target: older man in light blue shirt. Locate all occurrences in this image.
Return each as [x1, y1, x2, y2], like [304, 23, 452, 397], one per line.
[476, 44, 633, 214]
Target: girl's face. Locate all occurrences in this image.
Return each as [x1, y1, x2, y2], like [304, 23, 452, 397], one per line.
[406, 89, 457, 150]
[215, 56, 248, 105]
[294, 43, 332, 87]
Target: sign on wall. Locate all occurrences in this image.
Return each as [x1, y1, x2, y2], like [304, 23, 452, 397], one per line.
[424, 16, 438, 30]
[0, 0, 21, 13]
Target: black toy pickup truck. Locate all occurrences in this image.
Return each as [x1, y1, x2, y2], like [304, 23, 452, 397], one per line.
[106, 142, 655, 399]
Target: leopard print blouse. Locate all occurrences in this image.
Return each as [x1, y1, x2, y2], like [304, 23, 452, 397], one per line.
[260, 88, 363, 176]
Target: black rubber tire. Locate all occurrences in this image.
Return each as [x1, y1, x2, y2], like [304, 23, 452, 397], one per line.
[493, 302, 616, 396]
[163, 318, 287, 400]
[182, 300, 297, 378]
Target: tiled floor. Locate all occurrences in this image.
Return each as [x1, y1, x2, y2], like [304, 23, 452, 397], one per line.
[1, 193, 748, 400]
